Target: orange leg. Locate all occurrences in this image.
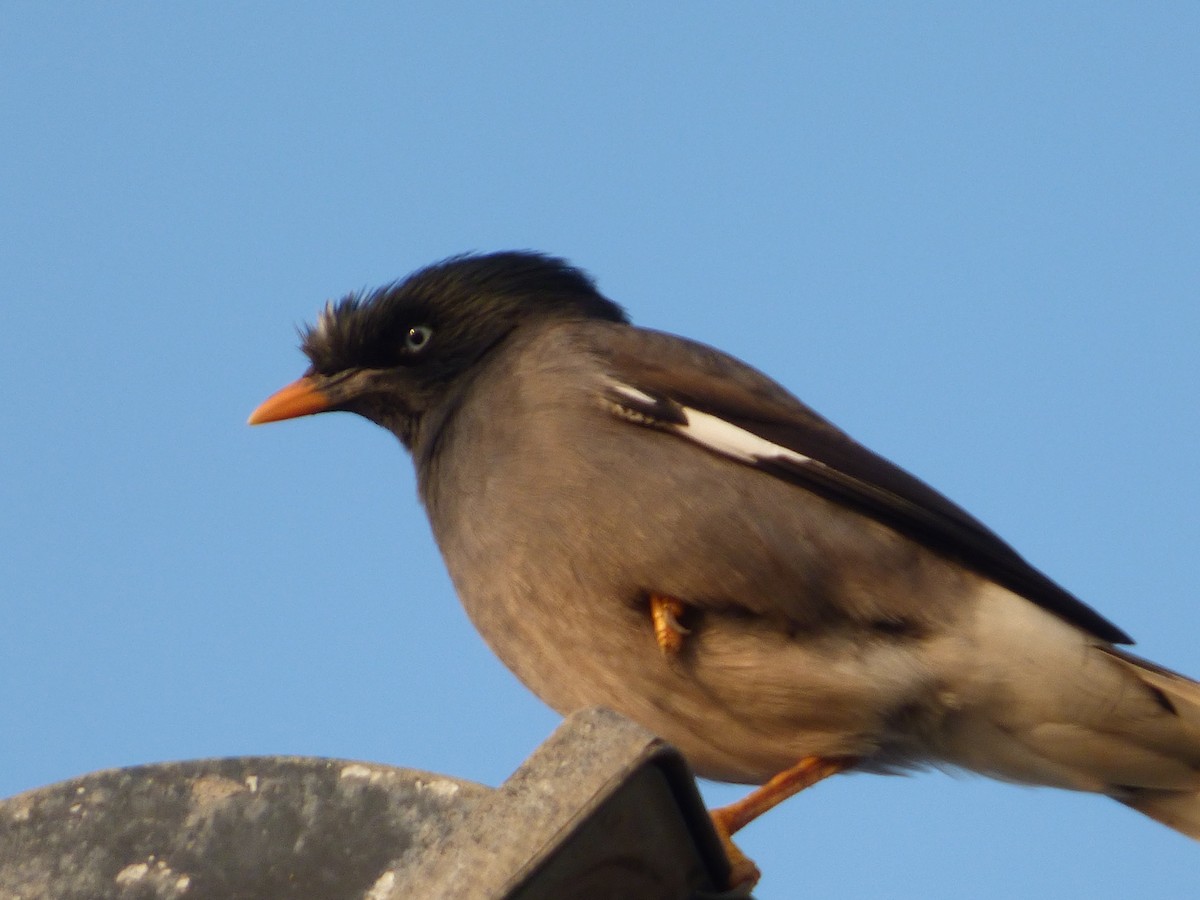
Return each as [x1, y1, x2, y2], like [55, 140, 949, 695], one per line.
[649, 593, 690, 656]
[710, 756, 851, 891]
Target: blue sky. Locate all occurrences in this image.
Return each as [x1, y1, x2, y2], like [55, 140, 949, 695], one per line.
[3, 4, 1198, 897]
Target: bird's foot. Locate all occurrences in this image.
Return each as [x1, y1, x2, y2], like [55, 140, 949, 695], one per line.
[649, 593, 690, 656]
[708, 812, 762, 893]
[708, 756, 852, 892]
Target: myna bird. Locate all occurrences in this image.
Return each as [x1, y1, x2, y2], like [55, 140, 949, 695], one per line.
[250, 251, 1200, 889]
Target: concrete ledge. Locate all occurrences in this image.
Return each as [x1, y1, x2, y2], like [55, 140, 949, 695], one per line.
[0, 709, 745, 899]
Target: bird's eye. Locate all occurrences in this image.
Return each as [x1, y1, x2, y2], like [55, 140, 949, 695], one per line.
[405, 325, 433, 353]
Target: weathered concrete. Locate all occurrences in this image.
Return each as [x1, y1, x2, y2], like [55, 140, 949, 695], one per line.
[0, 709, 746, 899]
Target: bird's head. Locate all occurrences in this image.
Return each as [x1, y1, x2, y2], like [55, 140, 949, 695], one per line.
[248, 251, 627, 446]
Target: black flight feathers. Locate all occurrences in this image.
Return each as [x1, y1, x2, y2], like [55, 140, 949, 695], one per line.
[602, 369, 1131, 645]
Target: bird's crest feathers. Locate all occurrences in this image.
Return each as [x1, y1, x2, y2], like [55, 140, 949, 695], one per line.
[301, 252, 627, 376]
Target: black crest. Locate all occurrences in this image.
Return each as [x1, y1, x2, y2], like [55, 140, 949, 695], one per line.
[301, 252, 628, 375]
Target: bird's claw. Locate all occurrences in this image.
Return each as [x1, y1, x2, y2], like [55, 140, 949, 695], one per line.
[649, 593, 690, 656]
[709, 809, 762, 893]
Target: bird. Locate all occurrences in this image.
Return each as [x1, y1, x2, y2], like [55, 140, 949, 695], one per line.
[250, 251, 1200, 889]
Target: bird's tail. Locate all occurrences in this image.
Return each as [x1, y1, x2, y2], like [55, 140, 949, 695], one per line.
[1103, 648, 1200, 838]
[940, 586, 1200, 841]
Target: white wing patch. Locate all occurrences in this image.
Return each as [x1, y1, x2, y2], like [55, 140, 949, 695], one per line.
[604, 380, 658, 407]
[604, 377, 821, 469]
[680, 405, 816, 466]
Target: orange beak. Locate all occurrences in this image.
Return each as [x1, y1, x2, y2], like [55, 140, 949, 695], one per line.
[247, 377, 334, 425]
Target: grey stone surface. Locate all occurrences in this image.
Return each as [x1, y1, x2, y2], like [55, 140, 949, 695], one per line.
[0, 709, 747, 899]
[399, 707, 735, 899]
[0, 755, 486, 900]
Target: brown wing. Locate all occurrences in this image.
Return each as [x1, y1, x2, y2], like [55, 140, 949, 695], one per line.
[596, 325, 1131, 645]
